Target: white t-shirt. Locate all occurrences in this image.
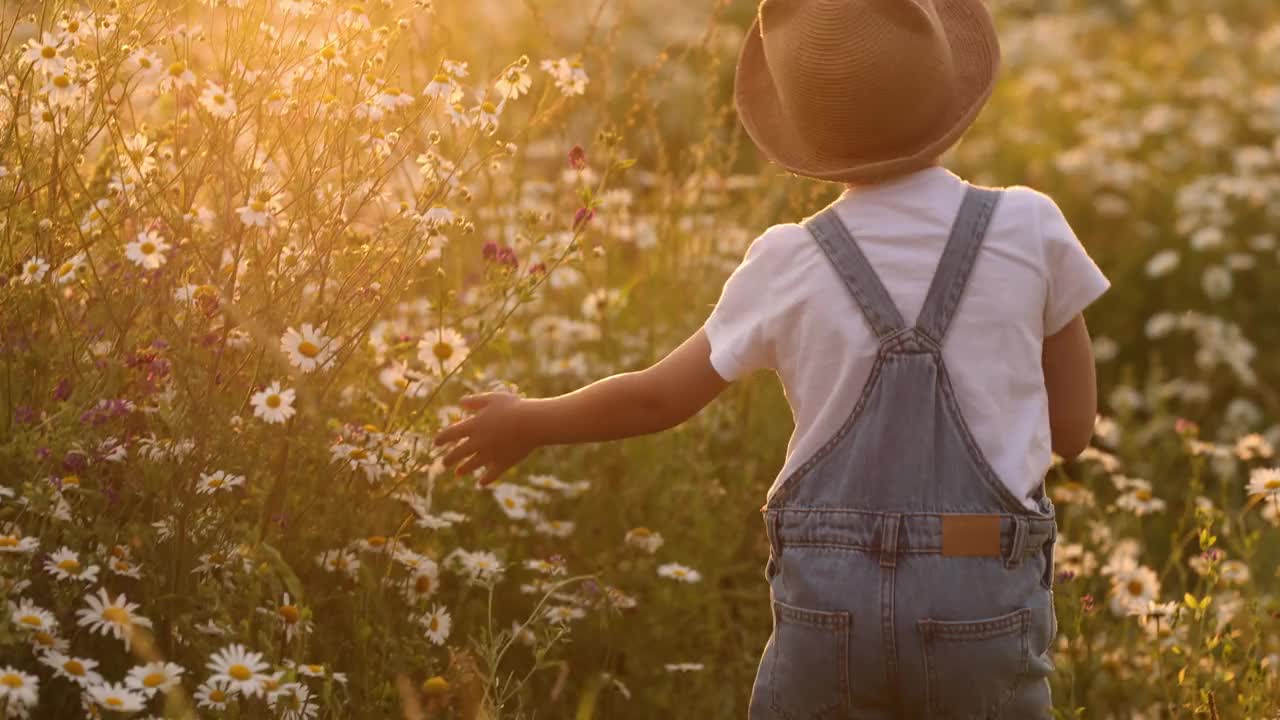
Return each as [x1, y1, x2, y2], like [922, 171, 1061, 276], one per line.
[704, 166, 1111, 509]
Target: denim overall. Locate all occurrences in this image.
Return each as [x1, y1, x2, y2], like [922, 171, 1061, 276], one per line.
[748, 186, 1059, 719]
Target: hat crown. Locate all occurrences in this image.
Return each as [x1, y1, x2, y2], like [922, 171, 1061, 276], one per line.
[758, 0, 960, 160]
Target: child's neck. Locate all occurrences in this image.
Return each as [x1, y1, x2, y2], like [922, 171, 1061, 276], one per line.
[843, 159, 944, 192]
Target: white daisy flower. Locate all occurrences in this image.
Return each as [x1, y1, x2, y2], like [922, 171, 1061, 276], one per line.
[260, 593, 311, 644]
[315, 549, 359, 578]
[160, 60, 196, 92]
[194, 678, 234, 710]
[75, 587, 153, 651]
[419, 605, 451, 645]
[250, 381, 297, 424]
[476, 100, 502, 132]
[39, 651, 103, 687]
[492, 483, 530, 520]
[544, 605, 585, 624]
[88, 681, 147, 712]
[625, 527, 664, 554]
[417, 328, 469, 376]
[535, 519, 575, 537]
[44, 547, 101, 583]
[288, 661, 347, 684]
[453, 549, 504, 585]
[0, 666, 39, 709]
[235, 189, 284, 228]
[23, 31, 69, 74]
[11, 599, 58, 633]
[657, 562, 702, 583]
[281, 324, 339, 373]
[0, 527, 39, 554]
[540, 57, 589, 96]
[267, 681, 316, 720]
[42, 67, 83, 108]
[581, 288, 623, 320]
[402, 564, 441, 604]
[420, 204, 455, 228]
[1108, 564, 1161, 616]
[197, 470, 246, 495]
[20, 256, 49, 284]
[494, 65, 531, 100]
[125, 230, 170, 270]
[422, 72, 457, 101]
[53, 252, 88, 284]
[378, 362, 433, 398]
[206, 644, 270, 698]
[1247, 467, 1280, 496]
[199, 81, 237, 118]
[125, 661, 185, 696]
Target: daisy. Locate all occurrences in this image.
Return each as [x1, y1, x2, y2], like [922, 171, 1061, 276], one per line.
[492, 483, 530, 520]
[540, 57, 589, 96]
[42, 67, 83, 108]
[197, 470, 246, 495]
[625, 527, 664, 554]
[76, 587, 153, 651]
[88, 682, 147, 712]
[207, 644, 270, 698]
[664, 663, 705, 672]
[53, 252, 88, 284]
[250, 381, 297, 424]
[402, 565, 441, 604]
[544, 605, 585, 624]
[20, 256, 49, 284]
[379, 362, 433, 398]
[455, 549, 504, 584]
[1247, 467, 1280, 496]
[494, 65, 531, 100]
[23, 31, 69, 75]
[125, 230, 170, 270]
[315, 549, 359, 578]
[419, 605, 451, 645]
[524, 558, 566, 576]
[0, 667, 39, 709]
[125, 661, 185, 696]
[476, 100, 501, 132]
[281, 324, 339, 373]
[1108, 564, 1161, 616]
[582, 288, 623, 320]
[40, 651, 103, 687]
[199, 81, 237, 118]
[443, 59, 469, 78]
[657, 563, 702, 583]
[535, 519, 575, 537]
[0, 529, 40, 554]
[1114, 479, 1166, 516]
[194, 678, 234, 710]
[417, 328, 469, 376]
[125, 48, 161, 78]
[288, 661, 347, 684]
[267, 682, 316, 720]
[235, 189, 284, 228]
[420, 205, 455, 229]
[11, 599, 58, 633]
[261, 593, 312, 644]
[44, 547, 101, 583]
[422, 72, 457, 101]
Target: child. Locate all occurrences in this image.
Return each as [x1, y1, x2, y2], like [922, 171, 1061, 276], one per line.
[434, 0, 1109, 716]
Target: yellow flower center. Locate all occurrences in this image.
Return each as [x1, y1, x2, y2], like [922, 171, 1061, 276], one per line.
[64, 660, 85, 676]
[279, 605, 300, 623]
[57, 262, 74, 277]
[266, 394, 281, 409]
[140, 57, 152, 69]
[57, 558, 80, 572]
[0, 537, 19, 547]
[210, 689, 226, 701]
[1, 674, 23, 688]
[298, 340, 321, 358]
[26, 263, 39, 274]
[207, 478, 224, 488]
[322, 46, 336, 60]
[631, 527, 651, 537]
[228, 664, 253, 681]
[140, 241, 156, 255]
[1127, 580, 1144, 596]
[144, 672, 166, 687]
[66, 20, 80, 32]
[422, 676, 448, 695]
[307, 664, 323, 673]
[433, 73, 447, 83]
[114, 560, 131, 571]
[503, 498, 517, 509]
[53, 75, 70, 89]
[19, 615, 43, 627]
[427, 616, 439, 631]
[63, 475, 81, 486]
[481, 101, 496, 114]
[394, 377, 409, 389]
[213, 93, 226, 105]
[367, 535, 386, 547]
[432, 342, 453, 361]
[1266, 479, 1280, 490]
[106, 697, 123, 707]
[102, 607, 130, 625]
[571, 59, 583, 68]
[169, 61, 186, 76]
[415, 575, 433, 593]
[33, 632, 54, 646]
[1134, 489, 1152, 502]
[42, 46, 57, 59]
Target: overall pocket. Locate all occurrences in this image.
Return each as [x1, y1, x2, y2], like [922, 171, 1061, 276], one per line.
[918, 607, 1032, 719]
[765, 599, 851, 720]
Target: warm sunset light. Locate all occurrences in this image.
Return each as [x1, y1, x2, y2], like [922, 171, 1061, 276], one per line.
[1, 0, 1278, 717]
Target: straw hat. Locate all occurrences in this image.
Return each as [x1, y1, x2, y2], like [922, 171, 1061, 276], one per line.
[734, 0, 1001, 184]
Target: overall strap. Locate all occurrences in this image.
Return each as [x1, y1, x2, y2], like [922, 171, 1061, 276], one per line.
[805, 207, 907, 339]
[914, 186, 1003, 344]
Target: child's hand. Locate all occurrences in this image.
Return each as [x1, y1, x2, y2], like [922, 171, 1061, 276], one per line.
[432, 392, 538, 486]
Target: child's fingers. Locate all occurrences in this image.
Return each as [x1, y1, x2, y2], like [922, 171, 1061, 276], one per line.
[433, 419, 473, 446]
[441, 438, 480, 468]
[458, 393, 496, 411]
[477, 464, 506, 487]
[455, 453, 487, 477]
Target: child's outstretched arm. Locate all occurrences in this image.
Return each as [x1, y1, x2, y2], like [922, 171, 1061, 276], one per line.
[433, 327, 730, 485]
[1042, 312, 1098, 461]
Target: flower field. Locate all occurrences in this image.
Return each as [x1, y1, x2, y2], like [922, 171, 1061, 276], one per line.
[1, 0, 1279, 717]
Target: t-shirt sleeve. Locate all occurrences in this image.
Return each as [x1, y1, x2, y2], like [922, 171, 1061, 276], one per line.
[1039, 195, 1111, 336]
[702, 227, 787, 381]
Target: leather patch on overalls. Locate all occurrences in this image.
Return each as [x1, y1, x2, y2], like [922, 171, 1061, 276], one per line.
[941, 515, 1002, 557]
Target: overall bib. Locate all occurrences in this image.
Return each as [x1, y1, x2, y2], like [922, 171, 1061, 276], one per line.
[748, 186, 1059, 719]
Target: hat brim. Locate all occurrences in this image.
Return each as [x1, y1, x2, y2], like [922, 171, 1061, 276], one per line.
[734, 0, 1001, 184]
